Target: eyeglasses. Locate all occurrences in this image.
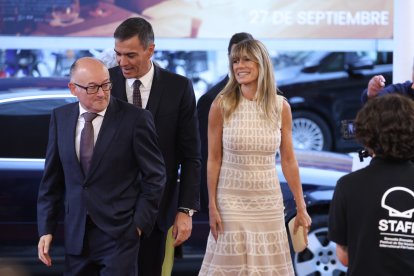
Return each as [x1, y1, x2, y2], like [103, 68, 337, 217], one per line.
[73, 82, 113, 94]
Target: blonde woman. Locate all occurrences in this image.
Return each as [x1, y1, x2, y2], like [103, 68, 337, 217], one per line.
[199, 40, 311, 275]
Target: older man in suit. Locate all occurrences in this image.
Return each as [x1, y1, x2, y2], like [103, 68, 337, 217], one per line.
[37, 57, 166, 276]
[109, 17, 201, 276]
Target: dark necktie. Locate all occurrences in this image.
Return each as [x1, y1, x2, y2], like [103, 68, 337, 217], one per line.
[133, 79, 142, 108]
[80, 112, 98, 174]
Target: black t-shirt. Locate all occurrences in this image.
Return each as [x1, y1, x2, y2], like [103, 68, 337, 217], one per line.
[329, 157, 414, 276]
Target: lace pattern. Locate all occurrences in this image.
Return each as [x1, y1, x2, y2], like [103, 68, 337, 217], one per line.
[199, 95, 294, 276]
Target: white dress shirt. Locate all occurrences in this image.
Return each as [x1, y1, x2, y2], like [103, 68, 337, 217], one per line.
[75, 103, 107, 160]
[125, 62, 155, 109]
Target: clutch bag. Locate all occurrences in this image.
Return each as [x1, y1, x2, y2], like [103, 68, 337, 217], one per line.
[288, 216, 308, 253]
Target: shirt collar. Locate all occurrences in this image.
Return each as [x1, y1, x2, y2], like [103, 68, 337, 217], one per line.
[78, 103, 107, 118]
[126, 61, 154, 89]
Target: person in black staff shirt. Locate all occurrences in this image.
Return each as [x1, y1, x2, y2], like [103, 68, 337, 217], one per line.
[196, 32, 253, 208]
[329, 94, 414, 276]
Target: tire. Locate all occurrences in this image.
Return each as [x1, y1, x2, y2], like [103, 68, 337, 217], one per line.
[292, 214, 347, 276]
[292, 111, 332, 151]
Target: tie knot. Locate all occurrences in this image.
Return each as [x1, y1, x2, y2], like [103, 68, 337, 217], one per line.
[133, 79, 142, 88]
[83, 112, 98, 122]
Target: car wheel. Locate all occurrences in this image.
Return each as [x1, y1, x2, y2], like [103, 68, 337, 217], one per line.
[293, 214, 347, 276]
[292, 111, 332, 151]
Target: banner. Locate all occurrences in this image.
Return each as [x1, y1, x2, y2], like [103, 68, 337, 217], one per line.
[0, 0, 393, 39]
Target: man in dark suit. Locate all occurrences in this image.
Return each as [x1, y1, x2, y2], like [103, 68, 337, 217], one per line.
[37, 57, 166, 276]
[196, 32, 253, 208]
[109, 17, 201, 276]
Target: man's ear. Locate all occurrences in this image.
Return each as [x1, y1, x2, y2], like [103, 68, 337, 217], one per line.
[147, 43, 155, 58]
[68, 83, 77, 96]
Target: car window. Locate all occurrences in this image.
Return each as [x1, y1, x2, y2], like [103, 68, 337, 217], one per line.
[0, 97, 77, 158]
[0, 97, 76, 115]
[319, 53, 345, 73]
[303, 52, 329, 67]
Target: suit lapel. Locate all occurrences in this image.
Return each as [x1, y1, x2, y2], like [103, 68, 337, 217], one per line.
[112, 67, 128, 102]
[62, 104, 84, 176]
[146, 65, 164, 118]
[112, 65, 163, 118]
[86, 97, 122, 179]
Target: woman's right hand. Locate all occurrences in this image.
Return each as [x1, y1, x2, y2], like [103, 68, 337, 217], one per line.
[209, 206, 223, 241]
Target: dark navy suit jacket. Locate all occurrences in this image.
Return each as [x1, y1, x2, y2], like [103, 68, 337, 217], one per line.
[361, 80, 414, 103]
[37, 96, 166, 254]
[196, 75, 228, 209]
[109, 64, 201, 231]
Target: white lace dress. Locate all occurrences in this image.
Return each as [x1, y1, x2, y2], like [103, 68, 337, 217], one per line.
[199, 95, 294, 276]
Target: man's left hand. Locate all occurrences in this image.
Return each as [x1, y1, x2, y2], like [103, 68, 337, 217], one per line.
[172, 212, 192, 247]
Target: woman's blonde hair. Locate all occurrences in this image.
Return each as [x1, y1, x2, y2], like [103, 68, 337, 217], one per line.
[218, 39, 279, 123]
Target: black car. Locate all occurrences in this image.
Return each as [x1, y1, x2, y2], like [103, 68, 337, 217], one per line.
[0, 77, 74, 158]
[0, 78, 74, 275]
[277, 51, 392, 152]
[0, 152, 352, 276]
[0, 77, 354, 275]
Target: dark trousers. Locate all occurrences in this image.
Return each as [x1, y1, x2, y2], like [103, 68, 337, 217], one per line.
[138, 225, 168, 276]
[65, 217, 140, 276]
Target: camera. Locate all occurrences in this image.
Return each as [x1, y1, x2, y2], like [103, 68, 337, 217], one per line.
[341, 119, 372, 161]
[341, 119, 355, 140]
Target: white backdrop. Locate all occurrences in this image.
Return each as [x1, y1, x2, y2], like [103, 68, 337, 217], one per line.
[393, 0, 414, 83]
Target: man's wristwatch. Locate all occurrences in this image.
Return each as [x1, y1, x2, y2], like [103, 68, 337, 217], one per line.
[178, 207, 196, 217]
